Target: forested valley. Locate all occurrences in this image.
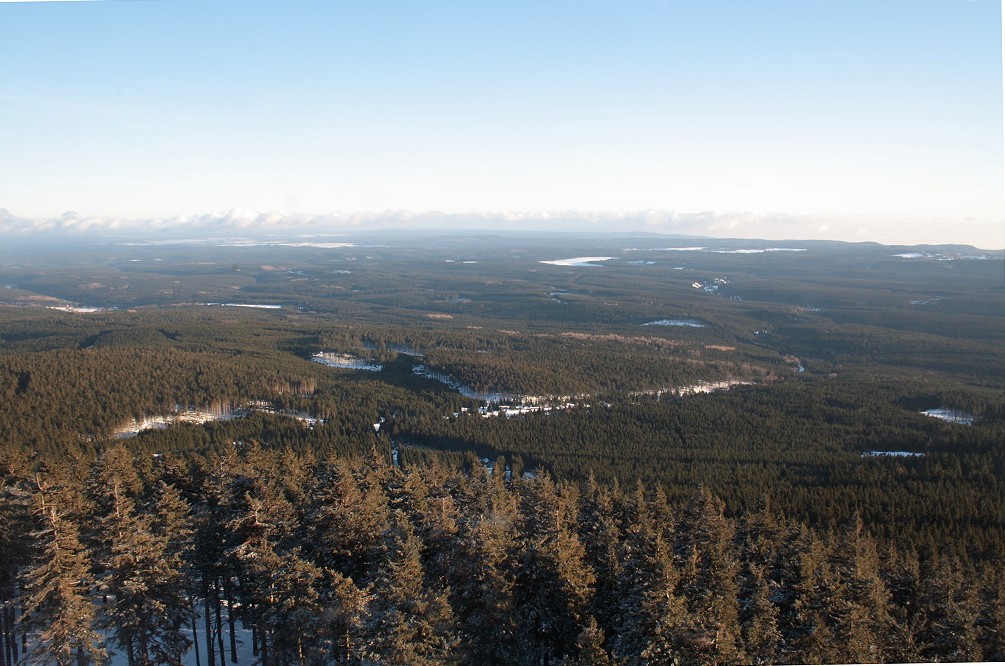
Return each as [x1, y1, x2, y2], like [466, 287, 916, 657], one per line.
[0, 232, 1002, 664]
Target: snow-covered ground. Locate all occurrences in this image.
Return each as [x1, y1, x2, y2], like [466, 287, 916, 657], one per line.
[312, 352, 383, 372]
[412, 365, 521, 403]
[107, 622, 257, 666]
[115, 407, 244, 438]
[921, 408, 975, 425]
[20, 608, 258, 666]
[861, 450, 925, 458]
[361, 341, 423, 357]
[115, 403, 320, 438]
[439, 379, 752, 422]
[629, 380, 752, 400]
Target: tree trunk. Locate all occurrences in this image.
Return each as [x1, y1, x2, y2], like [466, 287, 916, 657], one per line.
[0, 583, 9, 666]
[213, 580, 225, 664]
[192, 603, 202, 666]
[203, 577, 216, 666]
[224, 578, 238, 663]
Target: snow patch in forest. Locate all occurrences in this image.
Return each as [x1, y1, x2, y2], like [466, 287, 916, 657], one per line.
[23, 608, 258, 666]
[115, 410, 236, 437]
[114, 402, 320, 438]
[477, 400, 582, 418]
[412, 365, 521, 403]
[630, 380, 752, 400]
[312, 352, 383, 372]
[361, 340, 423, 356]
[861, 450, 925, 458]
[921, 408, 975, 425]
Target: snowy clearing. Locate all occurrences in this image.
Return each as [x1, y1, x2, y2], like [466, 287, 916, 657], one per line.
[312, 352, 383, 372]
[413, 365, 521, 403]
[114, 402, 320, 438]
[921, 408, 975, 425]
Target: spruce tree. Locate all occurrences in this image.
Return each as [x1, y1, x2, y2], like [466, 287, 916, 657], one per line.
[364, 515, 458, 665]
[20, 477, 105, 666]
[514, 474, 595, 664]
[92, 478, 190, 665]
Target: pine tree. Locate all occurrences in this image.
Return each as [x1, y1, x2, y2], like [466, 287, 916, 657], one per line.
[320, 570, 371, 665]
[739, 564, 782, 664]
[190, 453, 237, 666]
[829, 517, 894, 663]
[514, 474, 595, 664]
[263, 549, 327, 664]
[561, 617, 615, 666]
[303, 457, 388, 587]
[452, 502, 519, 664]
[781, 527, 841, 665]
[225, 487, 291, 664]
[577, 473, 623, 643]
[19, 476, 105, 666]
[916, 558, 983, 661]
[364, 515, 458, 665]
[1, 456, 35, 666]
[92, 478, 190, 665]
[676, 488, 746, 665]
[611, 507, 689, 666]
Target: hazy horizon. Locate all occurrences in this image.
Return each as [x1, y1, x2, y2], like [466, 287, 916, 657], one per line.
[0, 207, 1003, 251]
[1, 0, 1002, 248]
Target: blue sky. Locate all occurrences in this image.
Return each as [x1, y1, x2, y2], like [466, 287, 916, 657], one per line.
[1, 0, 1002, 247]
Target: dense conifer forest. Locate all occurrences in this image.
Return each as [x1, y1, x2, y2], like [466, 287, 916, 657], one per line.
[0, 232, 1002, 663]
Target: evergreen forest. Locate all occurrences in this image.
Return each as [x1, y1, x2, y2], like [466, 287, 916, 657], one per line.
[0, 231, 1002, 664]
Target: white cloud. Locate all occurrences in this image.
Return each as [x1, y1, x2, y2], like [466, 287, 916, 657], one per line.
[0, 207, 1001, 249]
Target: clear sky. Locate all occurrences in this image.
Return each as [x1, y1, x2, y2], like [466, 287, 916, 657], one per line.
[1, 0, 1002, 247]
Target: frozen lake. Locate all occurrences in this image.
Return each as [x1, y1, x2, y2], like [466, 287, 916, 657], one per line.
[641, 319, 706, 328]
[539, 256, 614, 267]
